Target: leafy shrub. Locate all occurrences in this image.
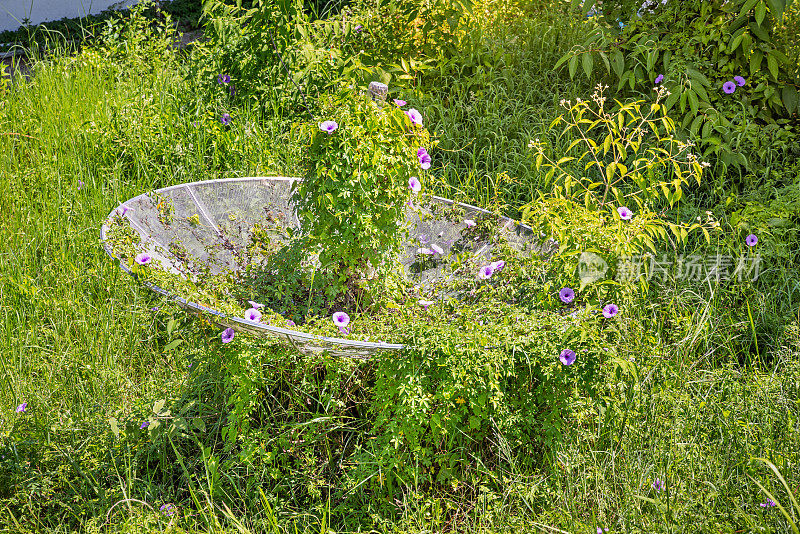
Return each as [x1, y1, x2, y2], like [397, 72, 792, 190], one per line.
[523, 86, 719, 309]
[291, 88, 431, 305]
[362, 304, 609, 492]
[211, 303, 615, 502]
[557, 0, 800, 176]
[351, 0, 474, 61]
[527, 85, 707, 210]
[196, 0, 364, 115]
[84, 1, 178, 76]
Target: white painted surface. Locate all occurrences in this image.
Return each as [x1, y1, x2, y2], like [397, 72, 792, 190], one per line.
[0, 0, 140, 33]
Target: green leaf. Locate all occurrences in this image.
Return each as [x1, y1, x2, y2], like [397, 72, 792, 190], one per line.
[568, 54, 578, 79]
[646, 49, 658, 72]
[749, 20, 769, 40]
[739, 0, 761, 18]
[554, 51, 571, 69]
[771, 48, 792, 65]
[782, 86, 799, 112]
[755, 1, 766, 25]
[192, 418, 207, 432]
[163, 339, 183, 352]
[153, 399, 166, 415]
[612, 50, 624, 78]
[686, 67, 711, 87]
[664, 90, 680, 112]
[692, 80, 710, 103]
[742, 32, 752, 54]
[767, 54, 779, 79]
[702, 120, 712, 139]
[690, 114, 704, 137]
[729, 32, 744, 54]
[599, 51, 610, 74]
[582, 52, 594, 79]
[751, 50, 763, 77]
[469, 415, 481, 430]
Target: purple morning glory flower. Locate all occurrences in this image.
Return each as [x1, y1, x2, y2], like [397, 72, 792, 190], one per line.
[248, 300, 264, 309]
[78, 180, 84, 190]
[723, 81, 736, 94]
[160, 503, 176, 517]
[655, 74, 664, 84]
[120, 206, 129, 216]
[417, 247, 433, 255]
[653, 478, 666, 491]
[245, 308, 262, 322]
[417, 147, 428, 157]
[734, 75, 746, 87]
[597, 528, 609, 534]
[319, 120, 338, 134]
[221, 113, 232, 126]
[135, 253, 152, 265]
[430, 244, 444, 255]
[419, 299, 434, 310]
[464, 219, 476, 228]
[409, 176, 421, 193]
[746, 234, 758, 247]
[559, 287, 575, 304]
[603, 304, 619, 318]
[760, 498, 777, 507]
[140, 421, 149, 429]
[354, 24, 363, 32]
[491, 260, 505, 272]
[418, 152, 432, 170]
[559, 349, 576, 365]
[217, 73, 231, 84]
[478, 264, 494, 279]
[617, 206, 633, 220]
[394, 99, 406, 106]
[338, 325, 350, 336]
[151, 306, 160, 312]
[15, 402, 27, 413]
[221, 327, 235, 343]
[406, 108, 423, 126]
[287, 319, 296, 327]
[333, 311, 350, 328]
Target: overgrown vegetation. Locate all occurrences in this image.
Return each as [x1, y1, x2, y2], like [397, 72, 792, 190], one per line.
[1, 0, 799, 532]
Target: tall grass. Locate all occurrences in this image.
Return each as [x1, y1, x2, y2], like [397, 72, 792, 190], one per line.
[0, 29, 300, 532]
[415, 1, 593, 211]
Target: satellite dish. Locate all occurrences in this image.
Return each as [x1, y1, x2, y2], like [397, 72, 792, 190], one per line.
[101, 177, 540, 358]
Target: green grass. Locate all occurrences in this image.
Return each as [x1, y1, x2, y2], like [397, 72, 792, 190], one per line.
[414, 2, 594, 211]
[1, 2, 799, 532]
